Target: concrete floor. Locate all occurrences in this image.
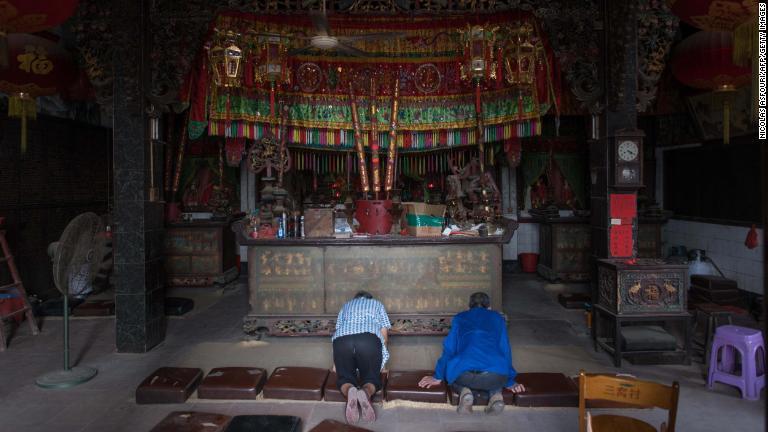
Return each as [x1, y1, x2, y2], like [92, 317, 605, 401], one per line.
[0, 274, 763, 432]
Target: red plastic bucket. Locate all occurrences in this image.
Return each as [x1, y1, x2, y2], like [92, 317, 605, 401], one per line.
[518, 253, 539, 273]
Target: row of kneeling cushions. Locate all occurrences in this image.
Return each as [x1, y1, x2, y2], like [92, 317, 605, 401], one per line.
[136, 366, 635, 408]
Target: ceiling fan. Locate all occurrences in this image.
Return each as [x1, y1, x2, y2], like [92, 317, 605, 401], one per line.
[289, 1, 405, 57]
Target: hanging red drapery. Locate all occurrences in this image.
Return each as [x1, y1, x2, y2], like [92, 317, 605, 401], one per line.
[0, 33, 76, 153]
[670, 31, 751, 144]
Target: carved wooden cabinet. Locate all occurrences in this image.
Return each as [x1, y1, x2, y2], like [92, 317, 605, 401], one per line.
[536, 217, 591, 282]
[164, 220, 239, 287]
[596, 259, 688, 314]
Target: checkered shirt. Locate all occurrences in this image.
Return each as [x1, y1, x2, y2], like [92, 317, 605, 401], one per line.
[332, 297, 392, 370]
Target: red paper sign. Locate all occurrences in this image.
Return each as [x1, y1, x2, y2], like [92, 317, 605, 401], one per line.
[610, 193, 637, 219]
[610, 224, 633, 257]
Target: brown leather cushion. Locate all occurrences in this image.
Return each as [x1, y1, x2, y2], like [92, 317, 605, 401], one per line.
[308, 419, 374, 432]
[324, 371, 386, 402]
[223, 415, 301, 432]
[136, 367, 203, 404]
[73, 300, 115, 316]
[197, 367, 267, 400]
[448, 387, 515, 406]
[558, 293, 591, 309]
[512, 373, 578, 407]
[150, 411, 230, 432]
[384, 370, 447, 403]
[262, 367, 329, 401]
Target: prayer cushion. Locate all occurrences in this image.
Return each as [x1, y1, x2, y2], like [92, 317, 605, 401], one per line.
[448, 387, 515, 406]
[73, 300, 115, 316]
[223, 415, 301, 432]
[197, 367, 267, 400]
[384, 370, 447, 403]
[150, 411, 230, 432]
[324, 371, 386, 402]
[262, 366, 329, 401]
[165, 297, 194, 316]
[557, 293, 591, 309]
[512, 372, 579, 407]
[308, 419, 374, 432]
[136, 367, 203, 404]
[621, 325, 677, 351]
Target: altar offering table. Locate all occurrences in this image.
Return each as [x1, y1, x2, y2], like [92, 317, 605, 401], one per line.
[233, 218, 518, 336]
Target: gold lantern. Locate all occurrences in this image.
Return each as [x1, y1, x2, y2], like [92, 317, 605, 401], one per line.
[209, 30, 243, 88]
[254, 35, 291, 85]
[504, 22, 540, 85]
[460, 25, 498, 82]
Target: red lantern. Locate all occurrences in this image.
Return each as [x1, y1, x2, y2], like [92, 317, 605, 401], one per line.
[0, 33, 76, 153]
[667, 1, 757, 104]
[671, 31, 751, 144]
[667, 0, 757, 31]
[671, 31, 751, 90]
[0, 0, 80, 67]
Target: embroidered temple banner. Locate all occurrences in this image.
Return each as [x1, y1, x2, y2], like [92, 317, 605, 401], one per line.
[188, 11, 560, 152]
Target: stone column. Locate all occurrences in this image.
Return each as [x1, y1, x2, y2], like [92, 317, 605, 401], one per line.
[590, 0, 641, 260]
[112, 0, 166, 352]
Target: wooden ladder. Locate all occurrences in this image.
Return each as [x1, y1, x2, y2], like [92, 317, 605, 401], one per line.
[0, 220, 40, 351]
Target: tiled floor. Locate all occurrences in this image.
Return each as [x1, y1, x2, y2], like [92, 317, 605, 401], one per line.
[0, 274, 763, 432]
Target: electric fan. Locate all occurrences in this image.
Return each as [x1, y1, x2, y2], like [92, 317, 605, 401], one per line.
[36, 212, 108, 388]
[288, 0, 404, 57]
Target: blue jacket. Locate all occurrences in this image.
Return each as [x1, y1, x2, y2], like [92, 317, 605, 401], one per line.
[433, 307, 517, 387]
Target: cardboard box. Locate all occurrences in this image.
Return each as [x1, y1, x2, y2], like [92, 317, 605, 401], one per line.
[402, 202, 445, 237]
[304, 208, 334, 238]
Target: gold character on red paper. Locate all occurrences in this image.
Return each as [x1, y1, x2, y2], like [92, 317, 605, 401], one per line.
[17, 45, 53, 75]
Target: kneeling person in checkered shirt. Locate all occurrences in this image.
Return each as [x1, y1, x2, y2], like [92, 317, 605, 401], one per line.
[332, 290, 391, 425]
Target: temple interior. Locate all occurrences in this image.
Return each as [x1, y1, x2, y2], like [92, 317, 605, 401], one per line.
[0, 1, 765, 431]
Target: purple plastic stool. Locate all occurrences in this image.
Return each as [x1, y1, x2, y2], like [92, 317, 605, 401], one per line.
[707, 325, 765, 400]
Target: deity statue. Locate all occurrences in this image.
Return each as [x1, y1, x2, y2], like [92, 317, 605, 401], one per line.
[181, 162, 233, 213]
[530, 177, 548, 209]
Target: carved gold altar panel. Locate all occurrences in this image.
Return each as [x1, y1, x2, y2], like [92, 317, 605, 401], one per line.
[248, 246, 325, 314]
[324, 245, 498, 314]
[247, 243, 501, 320]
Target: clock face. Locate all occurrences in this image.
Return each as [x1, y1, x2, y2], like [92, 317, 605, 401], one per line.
[618, 140, 639, 162]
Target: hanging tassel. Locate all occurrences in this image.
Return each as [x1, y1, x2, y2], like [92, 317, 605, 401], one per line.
[270, 81, 276, 117]
[9, 93, 37, 155]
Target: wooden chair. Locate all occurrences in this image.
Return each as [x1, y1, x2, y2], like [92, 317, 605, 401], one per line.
[578, 370, 680, 432]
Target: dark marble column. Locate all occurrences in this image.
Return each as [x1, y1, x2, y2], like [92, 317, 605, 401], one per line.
[590, 0, 641, 262]
[602, 0, 639, 135]
[112, 0, 166, 352]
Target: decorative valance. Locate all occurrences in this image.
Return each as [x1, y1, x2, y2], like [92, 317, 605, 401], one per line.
[187, 10, 560, 152]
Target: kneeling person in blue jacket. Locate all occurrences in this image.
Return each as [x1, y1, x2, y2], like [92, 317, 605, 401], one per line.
[419, 292, 525, 415]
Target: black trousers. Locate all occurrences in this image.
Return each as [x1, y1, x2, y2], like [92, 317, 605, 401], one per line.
[451, 371, 508, 398]
[333, 333, 383, 391]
